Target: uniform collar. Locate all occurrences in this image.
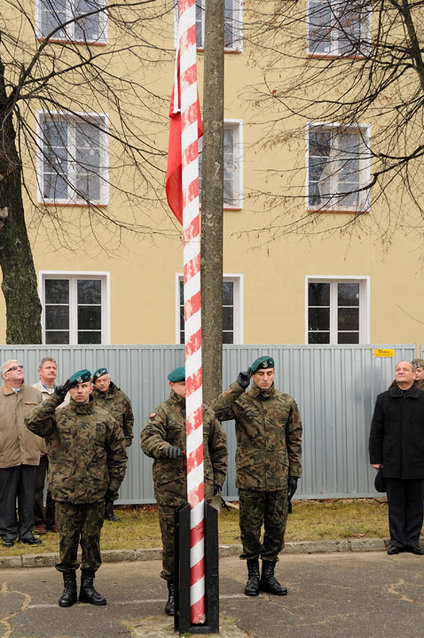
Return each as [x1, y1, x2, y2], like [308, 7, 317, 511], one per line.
[249, 382, 276, 400]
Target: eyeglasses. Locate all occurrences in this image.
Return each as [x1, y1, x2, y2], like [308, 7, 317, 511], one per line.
[5, 365, 24, 373]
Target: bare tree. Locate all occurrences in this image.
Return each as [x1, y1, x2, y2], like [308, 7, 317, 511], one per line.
[201, 0, 225, 403]
[240, 0, 424, 245]
[0, 0, 176, 342]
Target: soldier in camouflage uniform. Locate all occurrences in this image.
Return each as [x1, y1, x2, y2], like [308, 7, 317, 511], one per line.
[140, 366, 227, 616]
[25, 369, 127, 609]
[92, 367, 134, 522]
[211, 355, 302, 597]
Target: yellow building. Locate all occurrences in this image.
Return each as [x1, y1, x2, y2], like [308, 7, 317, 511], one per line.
[3, 1, 424, 348]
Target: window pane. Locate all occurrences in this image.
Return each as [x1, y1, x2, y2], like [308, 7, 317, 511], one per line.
[338, 283, 359, 306]
[309, 331, 330, 344]
[196, 0, 204, 47]
[224, 0, 234, 48]
[78, 331, 102, 344]
[78, 279, 101, 304]
[45, 331, 69, 344]
[309, 308, 330, 331]
[338, 307, 359, 331]
[223, 306, 234, 331]
[338, 331, 359, 344]
[308, 0, 332, 54]
[45, 306, 69, 330]
[223, 281, 234, 305]
[78, 306, 101, 330]
[223, 331, 234, 344]
[74, 0, 102, 42]
[42, 119, 69, 200]
[224, 128, 235, 206]
[45, 279, 69, 304]
[41, 0, 67, 39]
[308, 282, 330, 306]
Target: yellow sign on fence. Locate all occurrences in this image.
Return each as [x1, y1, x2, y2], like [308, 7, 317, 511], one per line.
[373, 348, 395, 358]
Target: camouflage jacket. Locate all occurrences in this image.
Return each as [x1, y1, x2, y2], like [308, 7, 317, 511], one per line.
[211, 381, 302, 491]
[25, 393, 127, 504]
[92, 382, 134, 446]
[140, 391, 227, 507]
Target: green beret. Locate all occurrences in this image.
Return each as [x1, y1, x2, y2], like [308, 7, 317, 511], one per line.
[93, 367, 108, 382]
[168, 366, 185, 383]
[412, 358, 424, 369]
[251, 356, 275, 373]
[69, 369, 92, 384]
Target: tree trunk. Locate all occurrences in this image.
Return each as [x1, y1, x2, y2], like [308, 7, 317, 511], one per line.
[0, 58, 42, 344]
[201, 0, 225, 404]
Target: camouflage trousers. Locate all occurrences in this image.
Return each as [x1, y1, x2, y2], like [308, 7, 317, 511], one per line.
[158, 504, 178, 581]
[54, 501, 104, 573]
[238, 489, 288, 562]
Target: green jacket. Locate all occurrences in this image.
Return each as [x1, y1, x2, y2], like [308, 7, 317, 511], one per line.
[211, 381, 302, 491]
[92, 382, 134, 446]
[140, 391, 227, 507]
[25, 393, 127, 504]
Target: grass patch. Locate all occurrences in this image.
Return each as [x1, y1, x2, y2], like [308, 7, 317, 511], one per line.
[1, 498, 389, 557]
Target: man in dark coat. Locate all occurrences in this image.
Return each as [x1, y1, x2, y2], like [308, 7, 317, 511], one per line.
[369, 360, 424, 555]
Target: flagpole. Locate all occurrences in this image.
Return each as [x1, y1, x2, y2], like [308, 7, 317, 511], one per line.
[178, 0, 205, 625]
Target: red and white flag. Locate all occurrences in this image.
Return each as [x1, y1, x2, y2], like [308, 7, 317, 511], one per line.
[166, 47, 203, 224]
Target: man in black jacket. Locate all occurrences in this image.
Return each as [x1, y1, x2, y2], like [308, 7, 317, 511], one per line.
[369, 360, 424, 555]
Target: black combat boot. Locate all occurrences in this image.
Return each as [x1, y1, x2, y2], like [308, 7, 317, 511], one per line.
[58, 570, 77, 607]
[104, 499, 120, 522]
[259, 560, 287, 595]
[164, 580, 175, 615]
[244, 558, 260, 596]
[79, 569, 107, 605]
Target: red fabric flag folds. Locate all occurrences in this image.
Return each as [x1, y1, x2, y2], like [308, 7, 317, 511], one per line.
[166, 51, 203, 225]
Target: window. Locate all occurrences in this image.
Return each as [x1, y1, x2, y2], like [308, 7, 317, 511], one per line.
[199, 120, 243, 209]
[306, 277, 369, 344]
[176, 0, 242, 51]
[307, 0, 371, 57]
[177, 275, 243, 344]
[37, 0, 107, 44]
[307, 123, 370, 212]
[40, 273, 109, 344]
[38, 112, 109, 205]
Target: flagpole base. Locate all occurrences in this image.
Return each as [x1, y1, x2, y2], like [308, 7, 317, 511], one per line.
[174, 502, 219, 634]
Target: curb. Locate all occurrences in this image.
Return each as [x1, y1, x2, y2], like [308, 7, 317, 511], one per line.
[0, 538, 389, 569]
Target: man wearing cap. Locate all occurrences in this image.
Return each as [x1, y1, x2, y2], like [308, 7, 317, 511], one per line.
[140, 366, 227, 616]
[412, 358, 424, 390]
[0, 360, 43, 548]
[211, 355, 302, 597]
[26, 369, 127, 608]
[92, 367, 134, 522]
[369, 360, 424, 555]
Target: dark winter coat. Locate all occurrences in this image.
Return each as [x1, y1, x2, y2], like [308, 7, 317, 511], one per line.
[369, 384, 424, 479]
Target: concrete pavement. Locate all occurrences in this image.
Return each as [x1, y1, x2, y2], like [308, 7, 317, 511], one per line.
[1, 550, 424, 638]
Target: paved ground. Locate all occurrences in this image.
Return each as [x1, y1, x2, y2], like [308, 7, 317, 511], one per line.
[1, 551, 424, 638]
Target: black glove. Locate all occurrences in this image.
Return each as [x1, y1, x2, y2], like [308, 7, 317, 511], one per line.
[213, 484, 221, 496]
[54, 378, 74, 401]
[288, 476, 298, 501]
[105, 488, 117, 502]
[165, 445, 182, 459]
[237, 367, 252, 390]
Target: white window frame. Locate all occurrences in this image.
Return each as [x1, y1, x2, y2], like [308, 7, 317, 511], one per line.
[174, 0, 243, 52]
[175, 274, 244, 344]
[35, 0, 108, 44]
[306, 0, 371, 57]
[39, 271, 111, 345]
[199, 119, 243, 210]
[305, 276, 370, 344]
[306, 121, 371, 213]
[37, 110, 109, 205]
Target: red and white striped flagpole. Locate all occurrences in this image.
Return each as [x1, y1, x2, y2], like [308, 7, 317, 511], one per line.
[179, 0, 205, 625]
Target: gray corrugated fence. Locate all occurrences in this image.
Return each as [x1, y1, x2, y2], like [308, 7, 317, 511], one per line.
[0, 344, 415, 502]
